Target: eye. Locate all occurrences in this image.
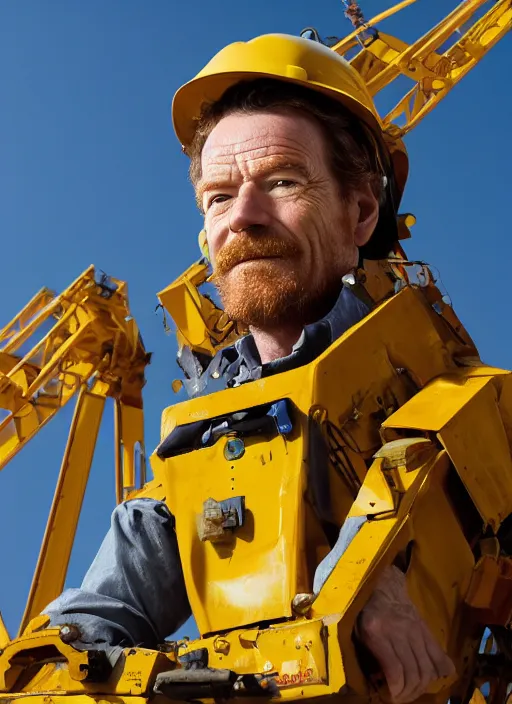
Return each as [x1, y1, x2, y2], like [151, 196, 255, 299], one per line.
[272, 179, 296, 189]
[207, 194, 231, 209]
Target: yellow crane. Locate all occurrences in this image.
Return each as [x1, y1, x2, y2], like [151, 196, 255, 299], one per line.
[0, 266, 150, 636]
[0, 1, 511, 703]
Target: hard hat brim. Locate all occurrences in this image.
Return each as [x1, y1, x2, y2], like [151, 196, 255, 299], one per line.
[173, 71, 382, 150]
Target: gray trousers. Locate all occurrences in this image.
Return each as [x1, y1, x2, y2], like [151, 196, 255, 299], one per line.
[44, 499, 191, 648]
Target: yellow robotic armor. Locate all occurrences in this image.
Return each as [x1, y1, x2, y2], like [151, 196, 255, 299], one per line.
[1, 3, 512, 704]
[145, 280, 512, 701]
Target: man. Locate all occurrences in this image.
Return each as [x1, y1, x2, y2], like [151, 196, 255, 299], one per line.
[44, 34, 455, 703]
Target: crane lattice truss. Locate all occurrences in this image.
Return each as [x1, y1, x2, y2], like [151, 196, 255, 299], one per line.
[335, 0, 511, 137]
[0, 267, 150, 634]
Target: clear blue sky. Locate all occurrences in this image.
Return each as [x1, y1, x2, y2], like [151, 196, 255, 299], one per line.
[0, 1, 510, 641]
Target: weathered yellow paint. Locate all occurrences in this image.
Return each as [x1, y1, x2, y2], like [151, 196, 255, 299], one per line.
[383, 374, 512, 529]
[151, 282, 508, 701]
[1, 3, 511, 703]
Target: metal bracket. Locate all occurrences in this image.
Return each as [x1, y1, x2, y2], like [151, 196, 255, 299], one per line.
[197, 496, 245, 543]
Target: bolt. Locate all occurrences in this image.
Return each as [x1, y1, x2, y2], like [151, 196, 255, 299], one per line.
[213, 637, 230, 655]
[224, 437, 245, 460]
[59, 624, 81, 643]
[263, 661, 273, 672]
[292, 592, 315, 615]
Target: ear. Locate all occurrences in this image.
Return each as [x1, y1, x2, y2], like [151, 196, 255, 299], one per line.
[353, 184, 380, 247]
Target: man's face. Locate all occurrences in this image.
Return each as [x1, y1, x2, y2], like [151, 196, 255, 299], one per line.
[197, 109, 377, 329]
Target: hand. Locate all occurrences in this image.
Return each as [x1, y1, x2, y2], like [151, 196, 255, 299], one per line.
[356, 565, 456, 703]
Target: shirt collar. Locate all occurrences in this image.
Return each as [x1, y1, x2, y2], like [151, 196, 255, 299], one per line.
[224, 283, 370, 387]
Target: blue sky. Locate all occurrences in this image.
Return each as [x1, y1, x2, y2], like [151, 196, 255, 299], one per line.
[0, 1, 510, 641]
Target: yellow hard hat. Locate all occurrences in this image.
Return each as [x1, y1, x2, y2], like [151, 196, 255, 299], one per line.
[172, 33, 409, 258]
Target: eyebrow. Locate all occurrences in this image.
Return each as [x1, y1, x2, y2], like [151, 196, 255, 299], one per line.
[195, 157, 311, 209]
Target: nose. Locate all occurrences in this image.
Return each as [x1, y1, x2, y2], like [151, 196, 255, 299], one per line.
[229, 183, 271, 234]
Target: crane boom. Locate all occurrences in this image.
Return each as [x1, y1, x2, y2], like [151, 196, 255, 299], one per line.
[0, 266, 149, 471]
[0, 266, 150, 636]
[333, 0, 512, 136]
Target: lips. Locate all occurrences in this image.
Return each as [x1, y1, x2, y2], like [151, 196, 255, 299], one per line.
[228, 255, 284, 271]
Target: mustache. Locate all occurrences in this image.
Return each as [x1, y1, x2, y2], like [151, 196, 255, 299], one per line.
[213, 233, 300, 277]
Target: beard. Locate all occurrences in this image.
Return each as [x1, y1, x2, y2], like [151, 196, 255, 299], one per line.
[212, 232, 345, 329]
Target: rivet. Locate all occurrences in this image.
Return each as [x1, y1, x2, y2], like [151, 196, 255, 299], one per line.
[59, 624, 81, 643]
[292, 592, 315, 615]
[213, 636, 230, 655]
[224, 437, 245, 461]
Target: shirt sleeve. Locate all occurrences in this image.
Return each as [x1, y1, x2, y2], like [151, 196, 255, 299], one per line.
[43, 498, 191, 648]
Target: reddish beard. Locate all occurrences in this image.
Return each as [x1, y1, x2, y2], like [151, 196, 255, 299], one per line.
[212, 233, 337, 329]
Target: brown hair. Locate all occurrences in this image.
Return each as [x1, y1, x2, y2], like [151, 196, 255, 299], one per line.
[187, 78, 385, 209]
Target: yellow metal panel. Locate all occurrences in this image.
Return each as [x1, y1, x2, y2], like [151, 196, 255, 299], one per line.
[383, 374, 512, 529]
[156, 286, 476, 639]
[114, 400, 146, 503]
[20, 387, 107, 633]
[497, 374, 512, 451]
[155, 426, 309, 633]
[0, 613, 9, 650]
[160, 286, 458, 436]
[349, 456, 395, 516]
[404, 462, 476, 654]
[439, 380, 512, 531]
[382, 373, 493, 431]
[312, 516, 407, 617]
[2, 697, 147, 704]
[6, 643, 174, 697]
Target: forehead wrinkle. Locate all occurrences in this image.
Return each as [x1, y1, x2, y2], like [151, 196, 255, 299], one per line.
[204, 120, 318, 158]
[201, 141, 314, 183]
[240, 153, 311, 181]
[197, 124, 325, 207]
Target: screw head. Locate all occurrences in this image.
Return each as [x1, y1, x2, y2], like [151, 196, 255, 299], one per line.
[59, 624, 80, 643]
[224, 437, 245, 461]
[291, 592, 315, 615]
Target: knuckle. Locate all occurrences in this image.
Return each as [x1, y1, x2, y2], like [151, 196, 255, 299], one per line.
[387, 669, 403, 687]
[359, 613, 384, 640]
[439, 655, 456, 677]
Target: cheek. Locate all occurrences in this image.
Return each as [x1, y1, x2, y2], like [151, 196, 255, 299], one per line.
[278, 193, 334, 260]
[205, 214, 227, 264]
[295, 190, 353, 273]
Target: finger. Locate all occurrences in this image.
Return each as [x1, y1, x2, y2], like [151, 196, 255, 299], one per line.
[405, 629, 437, 702]
[422, 624, 456, 680]
[365, 632, 405, 702]
[389, 635, 421, 703]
